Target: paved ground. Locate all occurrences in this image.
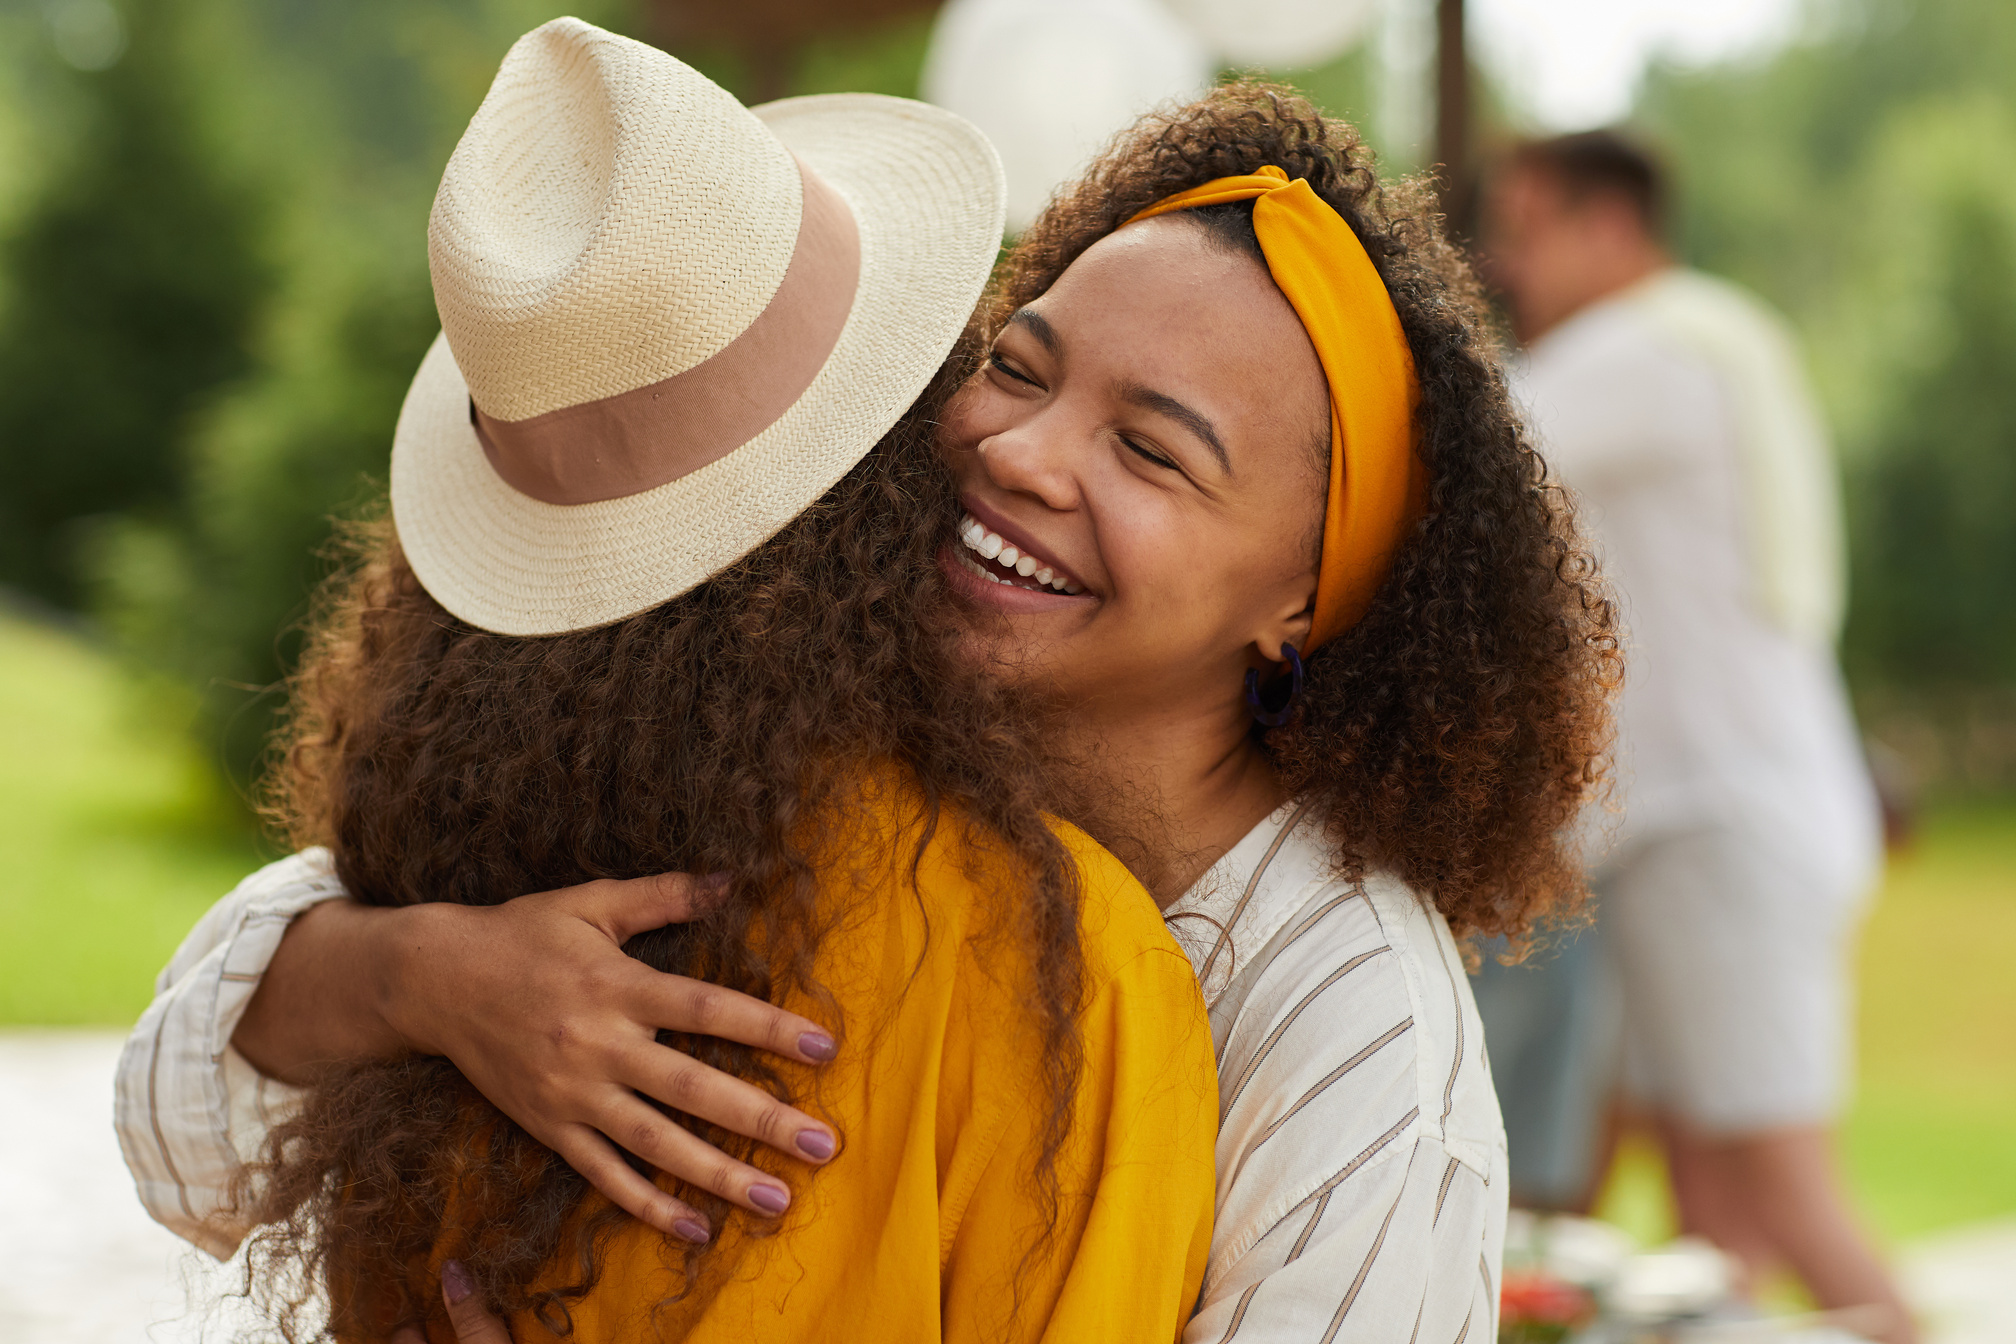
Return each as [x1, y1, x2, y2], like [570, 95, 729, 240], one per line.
[1900, 1217, 2016, 1344]
[3, 1030, 2012, 1343]
[0, 1031, 260, 1344]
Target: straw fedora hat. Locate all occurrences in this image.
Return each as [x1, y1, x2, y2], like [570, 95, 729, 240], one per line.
[389, 17, 1006, 636]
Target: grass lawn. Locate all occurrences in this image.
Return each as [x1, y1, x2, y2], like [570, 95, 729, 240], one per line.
[2, 610, 2012, 1246]
[0, 613, 265, 1024]
[1846, 801, 2016, 1238]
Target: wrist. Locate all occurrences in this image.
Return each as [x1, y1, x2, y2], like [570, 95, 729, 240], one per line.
[372, 901, 459, 1059]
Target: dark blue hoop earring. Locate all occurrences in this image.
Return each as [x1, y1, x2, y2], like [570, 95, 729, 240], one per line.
[1244, 645, 1305, 728]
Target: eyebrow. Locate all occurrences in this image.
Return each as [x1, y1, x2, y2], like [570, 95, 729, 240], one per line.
[1006, 307, 1063, 358]
[1119, 382, 1232, 475]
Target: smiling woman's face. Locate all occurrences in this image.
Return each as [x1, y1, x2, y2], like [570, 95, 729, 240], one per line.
[939, 216, 1332, 727]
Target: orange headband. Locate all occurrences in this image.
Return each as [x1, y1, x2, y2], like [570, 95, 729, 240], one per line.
[1126, 166, 1427, 652]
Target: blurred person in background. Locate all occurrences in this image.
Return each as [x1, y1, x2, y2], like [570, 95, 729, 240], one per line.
[1478, 130, 1916, 1342]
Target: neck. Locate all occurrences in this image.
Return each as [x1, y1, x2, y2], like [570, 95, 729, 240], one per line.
[1058, 690, 1288, 907]
[1526, 248, 1671, 343]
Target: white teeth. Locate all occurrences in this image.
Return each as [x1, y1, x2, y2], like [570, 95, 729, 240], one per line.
[955, 512, 1082, 595]
[954, 547, 1004, 583]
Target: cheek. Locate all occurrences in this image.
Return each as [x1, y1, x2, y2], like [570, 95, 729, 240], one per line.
[1098, 504, 1251, 641]
[1111, 509, 1314, 643]
[940, 376, 1019, 453]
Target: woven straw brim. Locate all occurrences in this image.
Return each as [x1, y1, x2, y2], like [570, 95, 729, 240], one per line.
[390, 94, 1004, 637]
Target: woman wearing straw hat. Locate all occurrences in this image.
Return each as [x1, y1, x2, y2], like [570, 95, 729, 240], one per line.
[117, 38, 1618, 1344]
[109, 19, 1217, 1342]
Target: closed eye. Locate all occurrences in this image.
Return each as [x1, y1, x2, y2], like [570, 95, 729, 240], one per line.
[989, 352, 1038, 386]
[1122, 436, 1178, 470]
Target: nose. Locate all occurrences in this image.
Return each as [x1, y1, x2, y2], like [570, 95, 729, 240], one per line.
[974, 407, 1084, 514]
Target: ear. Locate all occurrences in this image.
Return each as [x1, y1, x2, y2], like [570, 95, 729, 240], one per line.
[1252, 584, 1316, 665]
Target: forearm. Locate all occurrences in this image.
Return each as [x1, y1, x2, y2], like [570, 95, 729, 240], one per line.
[231, 898, 432, 1082]
[215, 869, 846, 1238]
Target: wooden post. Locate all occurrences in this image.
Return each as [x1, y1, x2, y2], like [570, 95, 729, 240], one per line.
[648, 0, 938, 105]
[1435, 0, 1468, 208]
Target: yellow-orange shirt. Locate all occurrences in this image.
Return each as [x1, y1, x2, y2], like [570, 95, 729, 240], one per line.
[506, 790, 1217, 1344]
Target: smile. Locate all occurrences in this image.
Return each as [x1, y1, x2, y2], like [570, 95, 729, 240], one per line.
[954, 513, 1083, 594]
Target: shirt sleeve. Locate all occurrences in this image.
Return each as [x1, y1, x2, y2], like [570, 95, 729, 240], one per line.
[1186, 922, 1504, 1344]
[941, 945, 1219, 1344]
[112, 848, 349, 1258]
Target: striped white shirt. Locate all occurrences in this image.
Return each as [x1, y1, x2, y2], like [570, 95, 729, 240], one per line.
[1166, 800, 1507, 1343]
[115, 804, 1506, 1338]
[113, 849, 342, 1260]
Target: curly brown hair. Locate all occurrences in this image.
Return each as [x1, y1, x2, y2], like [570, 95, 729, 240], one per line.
[232, 362, 1095, 1339]
[233, 78, 1614, 1340]
[998, 81, 1618, 940]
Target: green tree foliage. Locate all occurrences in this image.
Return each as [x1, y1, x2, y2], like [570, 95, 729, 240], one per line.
[0, 0, 268, 606]
[1636, 0, 2016, 696]
[1838, 100, 2016, 690]
[0, 0, 952, 792]
[79, 0, 634, 782]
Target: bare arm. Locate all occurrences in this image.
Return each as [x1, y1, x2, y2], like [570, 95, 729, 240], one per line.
[231, 896, 419, 1079]
[230, 874, 840, 1242]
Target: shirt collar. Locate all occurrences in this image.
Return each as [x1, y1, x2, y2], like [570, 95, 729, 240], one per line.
[1164, 797, 1332, 1003]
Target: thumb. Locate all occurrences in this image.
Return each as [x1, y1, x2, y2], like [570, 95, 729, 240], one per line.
[575, 871, 729, 943]
[440, 1260, 513, 1344]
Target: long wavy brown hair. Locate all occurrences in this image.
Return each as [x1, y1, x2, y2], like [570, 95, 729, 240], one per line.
[232, 360, 1095, 1339]
[998, 81, 1618, 938]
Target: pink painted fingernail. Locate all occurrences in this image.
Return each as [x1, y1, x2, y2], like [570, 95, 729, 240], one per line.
[672, 1217, 711, 1244]
[796, 1128, 835, 1160]
[442, 1259, 474, 1305]
[749, 1183, 790, 1215]
[798, 1031, 836, 1061]
[701, 872, 731, 891]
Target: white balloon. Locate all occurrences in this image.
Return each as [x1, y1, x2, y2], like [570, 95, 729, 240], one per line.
[922, 0, 1213, 232]
[1161, 0, 1381, 70]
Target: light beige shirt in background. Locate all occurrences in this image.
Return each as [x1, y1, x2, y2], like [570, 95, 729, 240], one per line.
[1513, 269, 1880, 886]
[115, 801, 1506, 1342]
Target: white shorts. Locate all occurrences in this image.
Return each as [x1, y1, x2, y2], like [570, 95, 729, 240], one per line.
[1599, 827, 1871, 1134]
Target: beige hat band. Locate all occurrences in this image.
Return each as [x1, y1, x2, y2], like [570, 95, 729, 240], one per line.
[468, 155, 863, 507]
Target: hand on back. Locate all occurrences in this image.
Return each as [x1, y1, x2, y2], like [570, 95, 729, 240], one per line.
[386, 872, 838, 1241]
[389, 1261, 505, 1344]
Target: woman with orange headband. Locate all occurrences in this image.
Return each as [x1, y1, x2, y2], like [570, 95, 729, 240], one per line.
[119, 83, 1617, 1340]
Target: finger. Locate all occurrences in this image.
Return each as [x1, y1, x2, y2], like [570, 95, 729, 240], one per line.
[550, 1124, 714, 1243]
[636, 973, 837, 1065]
[572, 872, 727, 942]
[440, 1260, 514, 1344]
[616, 1043, 836, 1165]
[597, 1092, 796, 1218]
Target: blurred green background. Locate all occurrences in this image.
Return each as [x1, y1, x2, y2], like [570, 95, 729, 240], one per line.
[0, 0, 2009, 1261]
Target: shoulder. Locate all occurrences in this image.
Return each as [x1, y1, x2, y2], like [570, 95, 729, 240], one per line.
[1357, 876, 1504, 1165]
[1520, 301, 1727, 481]
[839, 776, 1186, 993]
[1050, 818, 1195, 990]
[1635, 268, 1796, 344]
[1526, 297, 1718, 406]
[1216, 872, 1503, 1190]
